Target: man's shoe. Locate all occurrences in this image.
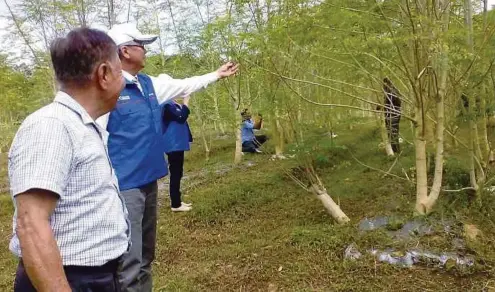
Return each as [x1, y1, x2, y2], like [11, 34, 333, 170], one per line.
[171, 205, 192, 212]
[182, 202, 192, 207]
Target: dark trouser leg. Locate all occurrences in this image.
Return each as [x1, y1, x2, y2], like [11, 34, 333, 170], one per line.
[386, 116, 401, 153]
[15, 259, 121, 292]
[242, 141, 257, 153]
[140, 181, 158, 292]
[385, 115, 392, 139]
[118, 187, 145, 292]
[167, 151, 185, 208]
[254, 135, 268, 147]
[13, 261, 36, 292]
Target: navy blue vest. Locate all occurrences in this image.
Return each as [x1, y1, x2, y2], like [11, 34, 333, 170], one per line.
[162, 103, 192, 153]
[107, 74, 168, 191]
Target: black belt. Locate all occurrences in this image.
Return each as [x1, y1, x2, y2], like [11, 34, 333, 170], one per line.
[20, 257, 121, 274]
[64, 257, 121, 274]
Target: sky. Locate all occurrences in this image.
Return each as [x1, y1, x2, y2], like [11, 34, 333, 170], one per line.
[0, 0, 494, 67]
[0, 0, 160, 65]
[0, 0, 214, 65]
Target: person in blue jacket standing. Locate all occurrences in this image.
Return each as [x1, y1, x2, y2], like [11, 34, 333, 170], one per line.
[162, 95, 193, 212]
[97, 23, 238, 292]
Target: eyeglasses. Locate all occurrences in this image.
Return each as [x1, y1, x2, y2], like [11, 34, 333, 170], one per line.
[119, 41, 146, 50]
[127, 45, 145, 50]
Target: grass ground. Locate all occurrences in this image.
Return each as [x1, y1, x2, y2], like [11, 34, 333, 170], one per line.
[0, 119, 494, 291]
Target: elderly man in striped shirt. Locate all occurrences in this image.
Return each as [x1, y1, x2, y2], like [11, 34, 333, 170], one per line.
[8, 28, 129, 291]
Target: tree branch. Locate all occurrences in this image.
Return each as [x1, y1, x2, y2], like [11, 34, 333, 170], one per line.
[4, 0, 41, 65]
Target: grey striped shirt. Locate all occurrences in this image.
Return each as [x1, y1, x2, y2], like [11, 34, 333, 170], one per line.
[8, 92, 130, 266]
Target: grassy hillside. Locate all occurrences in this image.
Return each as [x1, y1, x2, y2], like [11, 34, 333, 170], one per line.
[0, 120, 494, 291]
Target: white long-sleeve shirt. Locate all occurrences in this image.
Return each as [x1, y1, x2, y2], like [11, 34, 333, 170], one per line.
[96, 70, 219, 129]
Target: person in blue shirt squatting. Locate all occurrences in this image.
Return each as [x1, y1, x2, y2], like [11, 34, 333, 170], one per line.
[241, 108, 268, 153]
[162, 95, 193, 212]
[97, 23, 239, 292]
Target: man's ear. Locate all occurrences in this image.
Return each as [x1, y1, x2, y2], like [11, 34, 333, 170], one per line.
[96, 62, 110, 90]
[119, 46, 131, 60]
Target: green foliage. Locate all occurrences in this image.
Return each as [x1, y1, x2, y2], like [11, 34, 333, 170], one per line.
[443, 157, 471, 189]
[0, 0, 495, 288]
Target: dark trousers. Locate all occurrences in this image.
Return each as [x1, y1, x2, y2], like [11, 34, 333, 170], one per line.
[242, 135, 268, 153]
[14, 258, 121, 292]
[385, 116, 401, 153]
[167, 151, 185, 208]
[118, 182, 157, 292]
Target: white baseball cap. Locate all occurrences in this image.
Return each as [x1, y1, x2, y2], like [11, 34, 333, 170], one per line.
[107, 23, 158, 46]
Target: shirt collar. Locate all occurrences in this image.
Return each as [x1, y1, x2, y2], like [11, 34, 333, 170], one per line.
[54, 91, 96, 125]
[54, 91, 110, 140]
[122, 71, 138, 85]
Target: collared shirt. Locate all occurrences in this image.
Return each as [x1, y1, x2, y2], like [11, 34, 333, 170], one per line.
[8, 91, 130, 266]
[96, 70, 219, 129]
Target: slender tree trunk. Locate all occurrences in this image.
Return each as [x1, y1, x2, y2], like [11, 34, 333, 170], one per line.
[415, 0, 449, 214]
[274, 101, 285, 157]
[80, 0, 87, 27]
[213, 90, 225, 134]
[310, 185, 350, 224]
[232, 72, 243, 164]
[469, 119, 480, 190]
[379, 114, 395, 156]
[154, 9, 166, 67]
[450, 126, 458, 149]
[297, 99, 304, 143]
[234, 109, 243, 164]
[481, 3, 493, 163]
[478, 94, 490, 160]
[414, 106, 429, 214]
[107, 0, 116, 28]
[37, 2, 58, 94]
[465, 0, 484, 190]
[127, 0, 132, 22]
[201, 121, 211, 161]
[420, 100, 444, 213]
[474, 124, 484, 166]
[194, 107, 211, 161]
[4, 0, 41, 64]
[418, 65, 447, 213]
[166, 0, 183, 51]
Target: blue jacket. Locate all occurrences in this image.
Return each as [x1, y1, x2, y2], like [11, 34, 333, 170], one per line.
[107, 74, 168, 191]
[241, 119, 255, 143]
[162, 102, 193, 153]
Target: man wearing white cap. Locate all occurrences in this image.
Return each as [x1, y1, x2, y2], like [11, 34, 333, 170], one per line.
[98, 23, 238, 292]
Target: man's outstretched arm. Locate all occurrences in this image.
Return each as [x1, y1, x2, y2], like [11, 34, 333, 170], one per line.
[152, 62, 239, 105]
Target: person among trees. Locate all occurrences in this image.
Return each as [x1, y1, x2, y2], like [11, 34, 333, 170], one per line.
[241, 108, 268, 153]
[162, 95, 193, 212]
[96, 23, 238, 292]
[382, 77, 402, 154]
[460, 93, 483, 117]
[9, 28, 128, 292]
